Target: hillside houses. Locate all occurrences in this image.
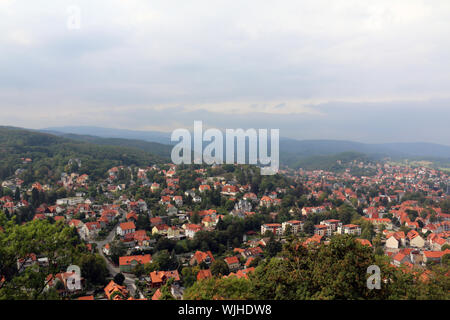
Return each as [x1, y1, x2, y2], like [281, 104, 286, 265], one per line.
[4, 152, 449, 301]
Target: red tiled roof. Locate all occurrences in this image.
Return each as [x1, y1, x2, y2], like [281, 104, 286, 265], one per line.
[119, 221, 136, 231]
[193, 251, 214, 264]
[152, 288, 162, 300]
[197, 269, 212, 281]
[356, 238, 372, 247]
[224, 256, 239, 265]
[119, 254, 152, 266]
[150, 270, 180, 284]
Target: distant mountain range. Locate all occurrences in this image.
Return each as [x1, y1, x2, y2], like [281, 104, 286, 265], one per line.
[43, 126, 450, 163]
[278, 137, 450, 167]
[42, 126, 172, 145]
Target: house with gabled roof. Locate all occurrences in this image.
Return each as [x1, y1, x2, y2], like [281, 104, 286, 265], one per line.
[104, 280, 129, 300]
[392, 252, 410, 267]
[117, 221, 136, 237]
[303, 234, 324, 247]
[152, 224, 170, 235]
[226, 267, 255, 280]
[407, 230, 425, 248]
[150, 216, 164, 226]
[190, 250, 214, 266]
[119, 254, 152, 273]
[81, 222, 101, 240]
[224, 256, 240, 272]
[184, 223, 202, 239]
[199, 184, 211, 193]
[430, 236, 448, 251]
[423, 249, 450, 264]
[386, 231, 406, 249]
[197, 269, 213, 281]
[149, 270, 180, 288]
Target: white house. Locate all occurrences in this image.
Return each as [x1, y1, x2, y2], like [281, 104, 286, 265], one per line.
[117, 221, 136, 237]
[385, 232, 406, 249]
[407, 230, 425, 248]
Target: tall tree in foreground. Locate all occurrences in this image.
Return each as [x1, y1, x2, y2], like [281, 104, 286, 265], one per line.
[0, 213, 84, 299]
[184, 235, 450, 300]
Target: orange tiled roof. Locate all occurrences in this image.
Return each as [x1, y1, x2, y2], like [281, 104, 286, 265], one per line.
[104, 280, 128, 300]
[197, 269, 213, 280]
[119, 221, 136, 231]
[150, 270, 180, 284]
[224, 256, 239, 265]
[193, 250, 214, 264]
[119, 254, 152, 266]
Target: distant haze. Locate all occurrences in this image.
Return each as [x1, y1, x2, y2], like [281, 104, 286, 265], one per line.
[1, 1, 450, 145]
[42, 126, 450, 160]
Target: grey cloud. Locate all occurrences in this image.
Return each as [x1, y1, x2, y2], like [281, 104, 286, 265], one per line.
[0, 1, 449, 145]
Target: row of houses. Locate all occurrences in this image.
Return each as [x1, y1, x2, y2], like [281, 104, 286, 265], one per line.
[260, 219, 362, 237]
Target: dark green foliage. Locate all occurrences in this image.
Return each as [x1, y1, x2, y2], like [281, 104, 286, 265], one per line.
[0, 213, 85, 299]
[151, 250, 179, 271]
[292, 152, 371, 172]
[264, 238, 282, 258]
[113, 273, 125, 286]
[181, 267, 196, 288]
[56, 133, 172, 159]
[109, 241, 127, 265]
[78, 254, 109, 286]
[185, 235, 450, 300]
[210, 259, 229, 276]
[0, 126, 165, 183]
[440, 199, 450, 214]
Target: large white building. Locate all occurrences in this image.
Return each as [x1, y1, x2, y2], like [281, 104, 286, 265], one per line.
[282, 220, 303, 234]
[56, 197, 84, 206]
[337, 224, 361, 236]
[320, 219, 342, 233]
[261, 223, 282, 236]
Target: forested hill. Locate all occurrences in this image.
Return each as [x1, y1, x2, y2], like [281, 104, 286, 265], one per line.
[44, 132, 172, 159]
[0, 126, 168, 183]
[288, 151, 374, 172]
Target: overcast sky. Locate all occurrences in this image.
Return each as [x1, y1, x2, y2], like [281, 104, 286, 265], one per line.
[1, 0, 449, 144]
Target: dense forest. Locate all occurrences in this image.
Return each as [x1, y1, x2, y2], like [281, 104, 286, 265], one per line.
[49, 132, 172, 159]
[0, 126, 167, 183]
[287, 151, 376, 172]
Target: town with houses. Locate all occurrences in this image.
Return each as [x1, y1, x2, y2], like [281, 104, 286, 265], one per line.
[1, 157, 449, 300]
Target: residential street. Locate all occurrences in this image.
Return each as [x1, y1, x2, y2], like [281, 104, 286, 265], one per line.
[94, 223, 144, 299]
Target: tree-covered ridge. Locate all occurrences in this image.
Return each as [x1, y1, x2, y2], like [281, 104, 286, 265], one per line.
[51, 132, 172, 159]
[0, 126, 167, 182]
[286, 151, 375, 172]
[184, 235, 450, 300]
